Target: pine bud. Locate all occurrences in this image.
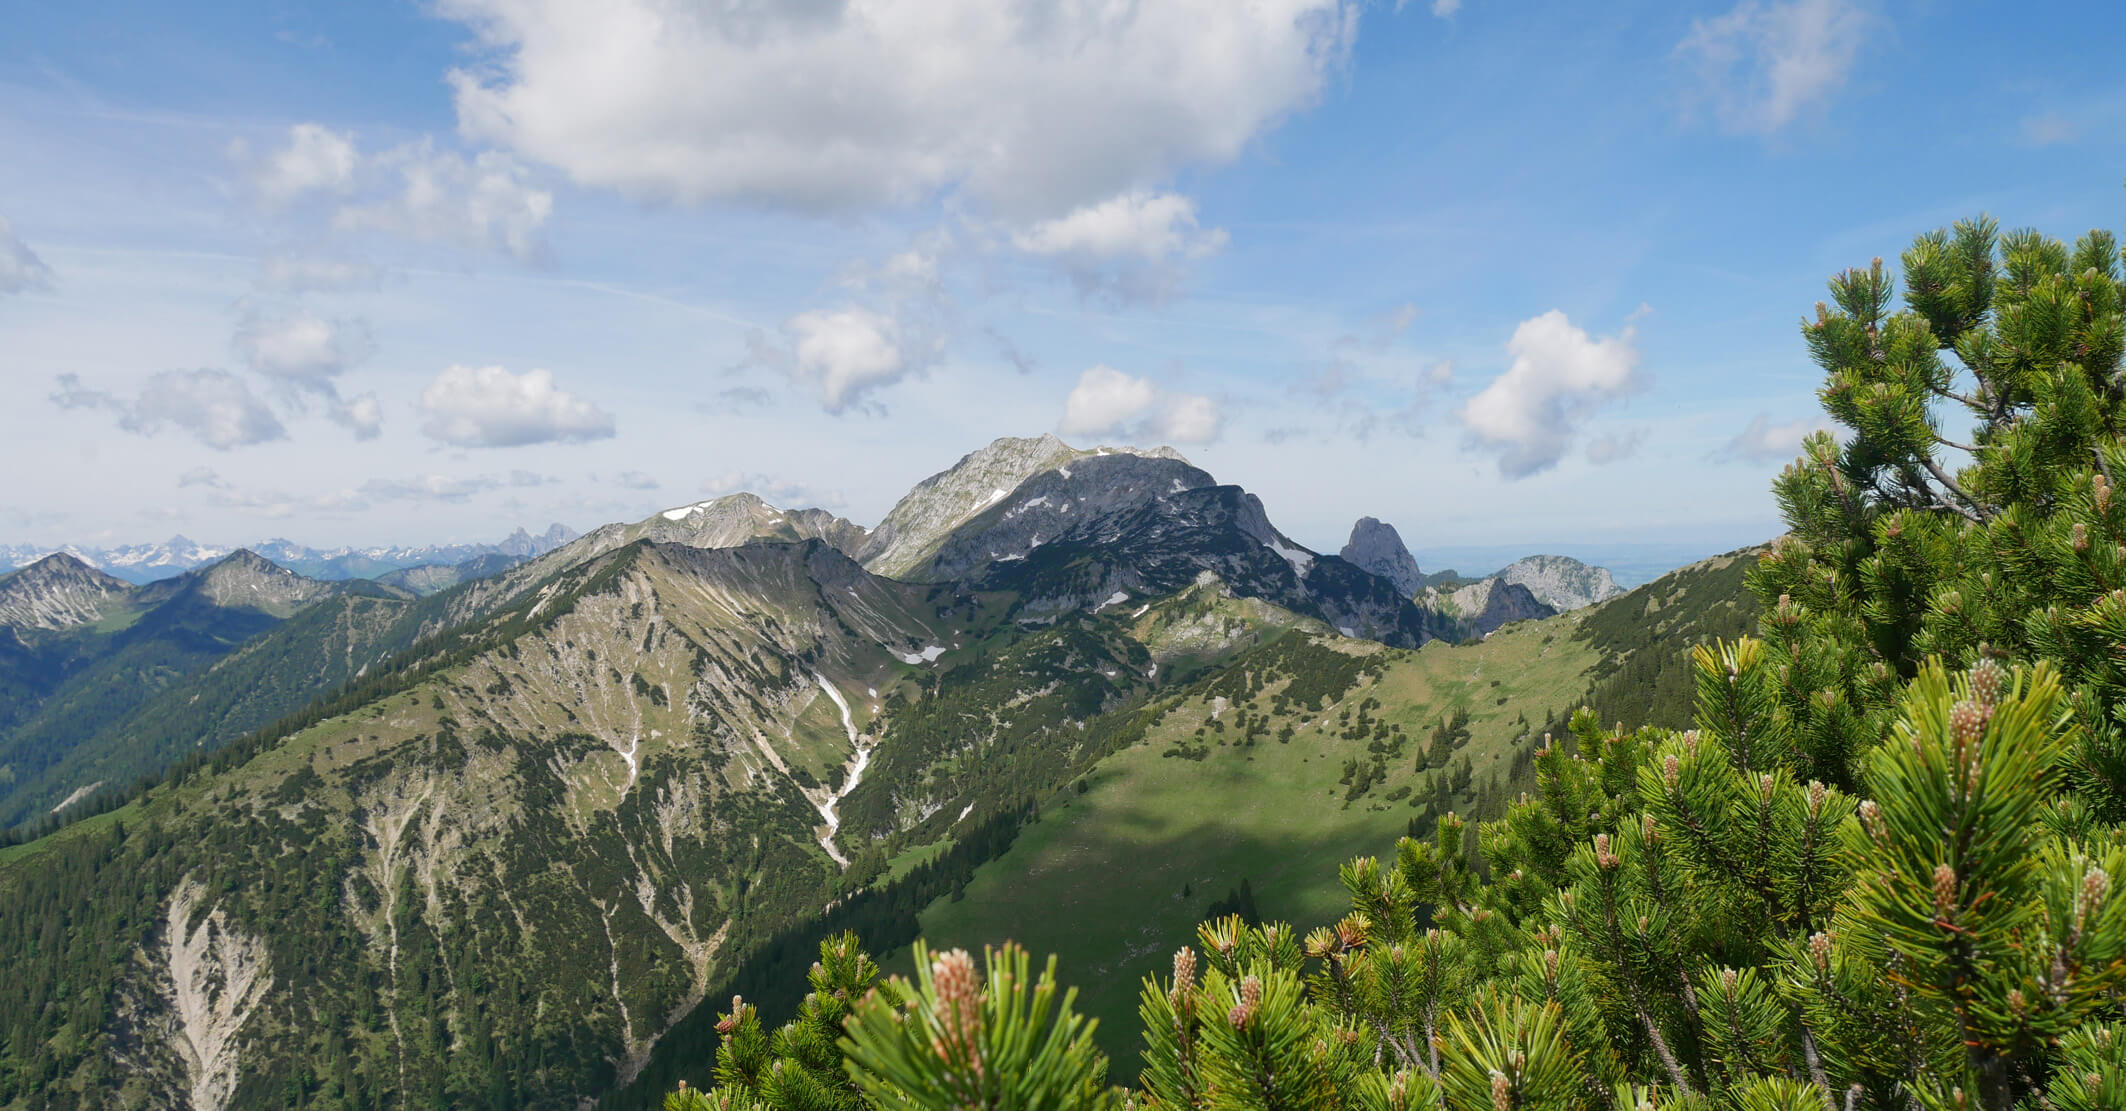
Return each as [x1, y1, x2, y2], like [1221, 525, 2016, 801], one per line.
[1228, 975, 1261, 1028]
[2083, 867, 2112, 919]
[1491, 1071, 1512, 1111]
[1721, 968, 1738, 992]
[2075, 523, 2091, 552]
[1808, 780, 1827, 816]
[1642, 813, 1658, 844]
[1950, 699, 1988, 748]
[1809, 931, 1833, 972]
[1594, 833, 1619, 870]
[2008, 988, 2026, 1015]
[1662, 753, 1680, 790]
[1933, 863, 1959, 917]
[2098, 473, 2112, 513]
[1760, 773, 1776, 802]
[1171, 946, 1198, 1012]
[931, 949, 982, 1055]
[1969, 660, 2005, 707]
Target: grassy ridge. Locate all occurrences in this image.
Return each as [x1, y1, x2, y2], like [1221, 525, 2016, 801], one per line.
[905, 612, 1602, 1074]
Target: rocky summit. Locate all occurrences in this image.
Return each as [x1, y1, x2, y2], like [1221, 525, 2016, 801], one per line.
[1337, 517, 1425, 597]
[1494, 554, 1626, 612]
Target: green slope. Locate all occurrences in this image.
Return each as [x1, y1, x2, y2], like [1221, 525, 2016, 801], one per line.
[894, 546, 1764, 1076]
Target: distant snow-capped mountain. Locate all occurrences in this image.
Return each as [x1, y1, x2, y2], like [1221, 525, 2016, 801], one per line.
[0, 525, 580, 584]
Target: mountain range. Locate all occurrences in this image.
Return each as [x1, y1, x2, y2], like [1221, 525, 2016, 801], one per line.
[0, 524, 580, 585]
[0, 434, 1708, 1111]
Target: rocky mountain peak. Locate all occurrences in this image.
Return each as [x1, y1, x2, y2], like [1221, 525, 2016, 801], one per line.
[1494, 554, 1625, 612]
[0, 552, 134, 631]
[182, 551, 332, 614]
[858, 434, 1187, 580]
[1338, 517, 1424, 597]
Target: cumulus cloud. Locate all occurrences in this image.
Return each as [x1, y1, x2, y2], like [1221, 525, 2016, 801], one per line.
[0, 217, 52, 294]
[757, 307, 941, 414]
[1059, 365, 1223, 445]
[335, 142, 553, 260]
[52, 370, 287, 450]
[177, 466, 227, 489]
[1676, 0, 1871, 133]
[246, 123, 358, 203]
[1716, 412, 1831, 463]
[418, 365, 616, 447]
[1430, 0, 1463, 16]
[233, 308, 374, 387]
[1010, 190, 1228, 301]
[616, 471, 660, 490]
[438, 0, 1355, 219]
[331, 393, 384, 440]
[1458, 310, 1644, 478]
[244, 125, 553, 260]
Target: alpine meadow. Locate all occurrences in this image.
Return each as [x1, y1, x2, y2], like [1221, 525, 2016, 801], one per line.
[5, 3, 2126, 1111]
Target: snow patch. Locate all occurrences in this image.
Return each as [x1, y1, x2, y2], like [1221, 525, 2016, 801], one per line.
[1130, 603, 1151, 618]
[896, 645, 948, 664]
[1094, 590, 1129, 611]
[1266, 537, 1314, 576]
[1059, 466, 1073, 479]
[1337, 626, 1357, 638]
[957, 802, 975, 822]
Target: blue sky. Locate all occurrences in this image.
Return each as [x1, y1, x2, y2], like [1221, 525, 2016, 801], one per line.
[3, 0, 2123, 575]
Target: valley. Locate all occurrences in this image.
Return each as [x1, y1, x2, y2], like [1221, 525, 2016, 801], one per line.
[0, 435, 1753, 1111]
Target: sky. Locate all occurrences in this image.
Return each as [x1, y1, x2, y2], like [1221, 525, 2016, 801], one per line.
[4, 0, 2125, 573]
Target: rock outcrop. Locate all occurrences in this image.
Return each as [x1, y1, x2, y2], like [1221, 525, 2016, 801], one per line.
[1338, 517, 1425, 597]
[1494, 554, 1625, 612]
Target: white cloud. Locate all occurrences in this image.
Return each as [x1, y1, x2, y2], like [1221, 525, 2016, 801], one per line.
[245, 126, 553, 261]
[177, 467, 227, 489]
[51, 370, 287, 450]
[258, 252, 381, 292]
[1675, 0, 1871, 133]
[1010, 190, 1229, 301]
[1458, 310, 1643, 478]
[0, 217, 52, 294]
[331, 393, 384, 440]
[774, 307, 937, 413]
[439, 0, 1356, 219]
[616, 471, 660, 490]
[336, 142, 553, 261]
[1716, 412, 1829, 463]
[1431, 0, 1462, 16]
[247, 123, 358, 203]
[418, 365, 616, 447]
[1012, 192, 1228, 263]
[1585, 430, 1644, 464]
[1061, 366, 1161, 437]
[233, 308, 374, 387]
[1058, 365, 1222, 445]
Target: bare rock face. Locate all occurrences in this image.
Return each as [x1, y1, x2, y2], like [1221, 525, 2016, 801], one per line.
[1338, 518, 1425, 597]
[856, 434, 1189, 581]
[643, 493, 868, 558]
[0, 553, 133, 630]
[1494, 554, 1625, 612]
[1426, 577, 1557, 638]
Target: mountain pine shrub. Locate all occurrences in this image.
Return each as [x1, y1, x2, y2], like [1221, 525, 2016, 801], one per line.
[666, 214, 2126, 1110]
